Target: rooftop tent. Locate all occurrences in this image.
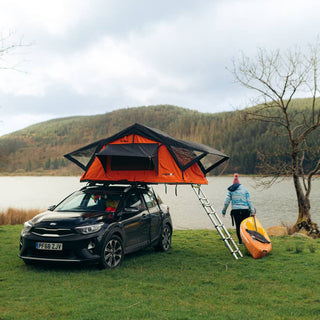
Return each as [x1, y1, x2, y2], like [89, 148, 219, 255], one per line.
[64, 123, 229, 184]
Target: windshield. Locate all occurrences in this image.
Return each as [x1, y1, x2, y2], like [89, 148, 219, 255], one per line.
[55, 190, 122, 212]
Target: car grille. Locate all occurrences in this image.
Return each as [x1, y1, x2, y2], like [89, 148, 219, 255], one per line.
[32, 227, 75, 237]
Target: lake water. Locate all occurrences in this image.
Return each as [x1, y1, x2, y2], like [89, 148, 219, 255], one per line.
[0, 176, 319, 230]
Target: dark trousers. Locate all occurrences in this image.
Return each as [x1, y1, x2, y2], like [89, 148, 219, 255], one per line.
[231, 209, 251, 243]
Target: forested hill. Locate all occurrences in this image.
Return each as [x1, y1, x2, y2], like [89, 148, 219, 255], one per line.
[0, 102, 317, 175]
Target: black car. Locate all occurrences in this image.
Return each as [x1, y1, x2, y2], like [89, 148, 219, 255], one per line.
[19, 184, 172, 269]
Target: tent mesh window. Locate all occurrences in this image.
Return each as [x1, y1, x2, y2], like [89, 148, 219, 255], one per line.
[70, 145, 98, 169]
[197, 153, 223, 171]
[97, 143, 158, 171]
[170, 146, 198, 166]
[111, 156, 155, 171]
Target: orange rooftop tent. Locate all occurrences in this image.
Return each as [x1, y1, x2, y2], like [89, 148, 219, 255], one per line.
[64, 123, 229, 185]
[65, 123, 243, 259]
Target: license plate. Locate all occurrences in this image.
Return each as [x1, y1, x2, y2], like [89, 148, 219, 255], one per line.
[36, 242, 63, 251]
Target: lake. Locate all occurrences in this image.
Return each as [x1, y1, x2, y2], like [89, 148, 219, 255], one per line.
[0, 176, 319, 230]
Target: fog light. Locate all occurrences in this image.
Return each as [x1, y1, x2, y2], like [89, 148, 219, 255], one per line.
[88, 241, 95, 250]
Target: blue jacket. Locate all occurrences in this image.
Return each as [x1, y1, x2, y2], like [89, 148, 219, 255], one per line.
[222, 183, 254, 215]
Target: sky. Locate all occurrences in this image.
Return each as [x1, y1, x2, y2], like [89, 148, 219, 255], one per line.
[1, 0, 320, 136]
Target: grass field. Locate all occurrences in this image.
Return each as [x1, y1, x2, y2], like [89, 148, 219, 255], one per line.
[1, 225, 320, 320]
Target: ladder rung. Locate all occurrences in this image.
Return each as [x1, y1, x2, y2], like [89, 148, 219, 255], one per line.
[191, 184, 242, 259]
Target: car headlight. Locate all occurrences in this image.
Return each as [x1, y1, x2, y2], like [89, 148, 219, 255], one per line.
[75, 223, 104, 235]
[22, 221, 32, 235]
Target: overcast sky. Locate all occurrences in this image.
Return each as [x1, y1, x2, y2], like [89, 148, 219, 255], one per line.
[1, 0, 320, 136]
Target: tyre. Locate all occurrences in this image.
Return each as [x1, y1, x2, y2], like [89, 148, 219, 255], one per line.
[155, 224, 172, 252]
[99, 235, 124, 269]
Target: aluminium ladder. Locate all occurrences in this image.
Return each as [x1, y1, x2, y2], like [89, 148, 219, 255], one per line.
[191, 184, 243, 260]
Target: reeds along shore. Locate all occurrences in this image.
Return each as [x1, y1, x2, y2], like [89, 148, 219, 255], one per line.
[0, 208, 41, 225]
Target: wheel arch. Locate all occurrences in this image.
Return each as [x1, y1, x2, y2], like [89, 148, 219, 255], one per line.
[162, 217, 173, 232]
[102, 225, 124, 242]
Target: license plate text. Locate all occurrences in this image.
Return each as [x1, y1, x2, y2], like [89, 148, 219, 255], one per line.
[36, 242, 63, 251]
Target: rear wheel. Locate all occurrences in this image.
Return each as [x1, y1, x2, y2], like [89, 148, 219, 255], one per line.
[99, 235, 124, 269]
[155, 224, 172, 252]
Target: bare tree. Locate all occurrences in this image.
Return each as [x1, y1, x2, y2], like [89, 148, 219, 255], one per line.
[0, 31, 27, 71]
[0, 32, 28, 166]
[232, 44, 320, 237]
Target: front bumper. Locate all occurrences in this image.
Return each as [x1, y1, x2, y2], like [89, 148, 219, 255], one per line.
[19, 232, 103, 264]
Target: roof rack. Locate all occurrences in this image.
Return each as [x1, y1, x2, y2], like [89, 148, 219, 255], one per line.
[84, 181, 150, 188]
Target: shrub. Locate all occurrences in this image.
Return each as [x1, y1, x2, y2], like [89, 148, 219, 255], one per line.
[0, 208, 41, 225]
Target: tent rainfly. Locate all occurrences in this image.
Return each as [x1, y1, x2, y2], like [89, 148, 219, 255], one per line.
[64, 123, 229, 184]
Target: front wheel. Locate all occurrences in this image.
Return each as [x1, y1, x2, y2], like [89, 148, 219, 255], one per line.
[155, 224, 172, 252]
[99, 235, 124, 269]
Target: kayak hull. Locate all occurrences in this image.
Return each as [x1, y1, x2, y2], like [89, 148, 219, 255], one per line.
[240, 217, 272, 259]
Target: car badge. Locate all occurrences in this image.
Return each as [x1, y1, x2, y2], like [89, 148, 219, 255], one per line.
[50, 222, 57, 226]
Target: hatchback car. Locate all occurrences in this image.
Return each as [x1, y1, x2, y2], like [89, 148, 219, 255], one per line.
[19, 184, 172, 269]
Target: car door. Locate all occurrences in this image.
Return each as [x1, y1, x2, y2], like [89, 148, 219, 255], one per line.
[142, 190, 162, 244]
[121, 189, 150, 252]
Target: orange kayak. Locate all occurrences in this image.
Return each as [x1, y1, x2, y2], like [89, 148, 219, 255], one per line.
[240, 216, 272, 259]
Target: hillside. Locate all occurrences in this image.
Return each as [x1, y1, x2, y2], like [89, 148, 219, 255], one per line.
[0, 102, 318, 175]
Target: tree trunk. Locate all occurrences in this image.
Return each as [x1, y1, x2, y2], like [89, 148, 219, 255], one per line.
[292, 150, 320, 237]
[292, 174, 320, 237]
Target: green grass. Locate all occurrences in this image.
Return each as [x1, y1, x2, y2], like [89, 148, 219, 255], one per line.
[1, 226, 320, 320]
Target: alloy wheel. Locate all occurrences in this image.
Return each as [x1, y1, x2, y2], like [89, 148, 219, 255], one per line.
[103, 238, 123, 268]
[161, 225, 172, 251]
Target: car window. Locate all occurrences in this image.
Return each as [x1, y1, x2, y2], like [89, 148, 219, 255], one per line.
[54, 191, 89, 211]
[54, 190, 121, 212]
[124, 191, 144, 210]
[142, 191, 157, 209]
[57, 192, 100, 211]
[86, 194, 102, 208]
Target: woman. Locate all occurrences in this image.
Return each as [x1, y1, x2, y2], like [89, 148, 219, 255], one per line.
[222, 174, 255, 244]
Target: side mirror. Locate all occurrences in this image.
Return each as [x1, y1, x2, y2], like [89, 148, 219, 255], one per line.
[48, 205, 56, 211]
